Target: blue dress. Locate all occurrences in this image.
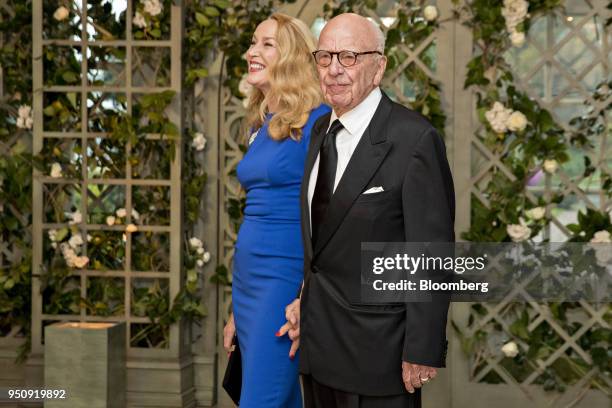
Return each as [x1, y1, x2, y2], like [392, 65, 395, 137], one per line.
[233, 104, 330, 407]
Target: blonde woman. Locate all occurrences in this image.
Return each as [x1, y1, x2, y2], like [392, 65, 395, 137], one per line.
[223, 13, 329, 407]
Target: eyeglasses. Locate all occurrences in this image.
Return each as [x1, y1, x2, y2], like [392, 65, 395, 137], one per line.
[312, 50, 383, 67]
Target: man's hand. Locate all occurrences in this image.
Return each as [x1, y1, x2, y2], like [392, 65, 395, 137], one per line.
[277, 298, 300, 359]
[401, 361, 437, 393]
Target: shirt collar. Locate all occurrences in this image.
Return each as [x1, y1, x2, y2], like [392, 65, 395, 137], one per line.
[328, 87, 383, 135]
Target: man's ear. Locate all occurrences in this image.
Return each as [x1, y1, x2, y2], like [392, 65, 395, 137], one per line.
[373, 55, 387, 86]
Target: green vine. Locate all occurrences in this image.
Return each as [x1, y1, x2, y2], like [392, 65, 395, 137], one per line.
[454, 0, 611, 394]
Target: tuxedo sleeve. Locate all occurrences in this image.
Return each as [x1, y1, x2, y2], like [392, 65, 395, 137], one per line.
[401, 127, 455, 367]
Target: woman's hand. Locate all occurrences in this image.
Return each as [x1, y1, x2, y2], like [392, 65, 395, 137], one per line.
[277, 298, 300, 359]
[223, 313, 236, 355]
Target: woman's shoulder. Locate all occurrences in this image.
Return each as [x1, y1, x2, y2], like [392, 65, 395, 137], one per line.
[309, 103, 332, 121]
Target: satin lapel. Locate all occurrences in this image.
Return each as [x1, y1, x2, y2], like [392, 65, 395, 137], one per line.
[301, 112, 331, 260]
[313, 95, 393, 258]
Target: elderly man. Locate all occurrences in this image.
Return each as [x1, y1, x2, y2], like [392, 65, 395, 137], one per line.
[280, 12, 455, 408]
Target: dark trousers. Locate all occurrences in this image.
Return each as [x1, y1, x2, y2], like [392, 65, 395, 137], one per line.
[302, 374, 421, 408]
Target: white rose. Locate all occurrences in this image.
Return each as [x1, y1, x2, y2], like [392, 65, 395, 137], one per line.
[506, 223, 531, 242]
[68, 233, 83, 249]
[16, 105, 33, 129]
[423, 5, 438, 22]
[202, 251, 211, 263]
[543, 159, 558, 174]
[192, 132, 207, 151]
[50, 162, 63, 178]
[525, 206, 545, 220]
[73, 256, 89, 269]
[501, 341, 519, 358]
[189, 237, 203, 248]
[196, 259, 204, 267]
[106, 215, 116, 226]
[87, 234, 92, 242]
[133, 11, 147, 28]
[122, 233, 127, 242]
[485, 102, 511, 133]
[131, 209, 140, 221]
[510, 30, 526, 47]
[196, 247, 204, 255]
[53, 6, 70, 21]
[238, 75, 252, 97]
[590, 230, 611, 243]
[506, 110, 527, 131]
[116, 208, 127, 218]
[126, 223, 138, 233]
[143, 0, 163, 16]
[68, 210, 82, 225]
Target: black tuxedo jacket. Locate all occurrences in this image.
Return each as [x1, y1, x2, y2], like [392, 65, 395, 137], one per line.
[299, 92, 455, 396]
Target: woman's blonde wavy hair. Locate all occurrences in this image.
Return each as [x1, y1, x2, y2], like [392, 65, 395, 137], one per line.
[245, 13, 323, 141]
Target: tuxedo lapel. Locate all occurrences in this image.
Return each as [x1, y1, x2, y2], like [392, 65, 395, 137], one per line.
[301, 112, 331, 260]
[313, 95, 393, 258]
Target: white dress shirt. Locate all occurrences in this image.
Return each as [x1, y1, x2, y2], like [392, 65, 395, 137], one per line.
[307, 87, 383, 232]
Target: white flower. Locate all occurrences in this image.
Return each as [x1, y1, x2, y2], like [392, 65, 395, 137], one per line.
[48, 229, 58, 242]
[51, 242, 57, 249]
[189, 237, 203, 249]
[202, 251, 211, 263]
[510, 30, 526, 47]
[196, 247, 204, 255]
[73, 256, 89, 269]
[60, 243, 77, 267]
[196, 259, 204, 267]
[507, 223, 531, 242]
[192, 132, 207, 151]
[122, 233, 127, 242]
[87, 234, 92, 242]
[525, 207, 545, 221]
[423, 5, 438, 22]
[501, 341, 519, 358]
[53, 6, 70, 21]
[116, 208, 127, 218]
[50, 162, 63, 178]
[125, 223, 138, 233]
[502, 0, 528, 32]
[238, 75, 252, 97]
[133, 11, 147, 28]
[131, 209, 140, 221]
[485, 102, 512, 133]
[68, 233, 83, 249]
[142, 0, 163, 16]
[106, 215, 116, 226]
[590, 230, 611, 243]
[16, 105, 33, 129]
[149, 204, 156, 211]
[507, 110, 527, 131]
[68, 210, 82, 225]
[543, 159, 558, 174]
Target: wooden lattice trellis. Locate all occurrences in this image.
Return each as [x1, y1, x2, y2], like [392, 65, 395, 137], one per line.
[31, 0, 184, 359]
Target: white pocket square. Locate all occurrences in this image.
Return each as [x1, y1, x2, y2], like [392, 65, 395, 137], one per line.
[363, 186, 384, 194]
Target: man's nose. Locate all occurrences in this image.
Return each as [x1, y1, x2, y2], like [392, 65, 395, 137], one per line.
[327, 55, 345, 76]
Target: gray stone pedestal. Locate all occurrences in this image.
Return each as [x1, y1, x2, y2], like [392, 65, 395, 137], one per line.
[44, 322, 126, 408]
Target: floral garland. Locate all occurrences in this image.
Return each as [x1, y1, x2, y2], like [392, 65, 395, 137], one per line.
[455, 0, 611, 394]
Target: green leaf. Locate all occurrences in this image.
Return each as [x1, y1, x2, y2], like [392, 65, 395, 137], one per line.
[204, 6, 220, 17]
[195, 12, 210, 27]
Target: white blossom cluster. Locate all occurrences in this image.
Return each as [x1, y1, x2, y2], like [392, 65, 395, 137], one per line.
[485, 102, 528, 134]
[189, 237, 211, 267]
[50, 162, 63, 178]
[106, 208, 140, 242]
[16, 105, 33, 129]
[239, 74, 253, 109]
[133, 0, 163, 29]
[192, 132, 207, 151]
[48, 227, 91, 269]
[590, 230, 612, 266]
[423, 5, 438, 22]
[501, 0, 529, 47]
